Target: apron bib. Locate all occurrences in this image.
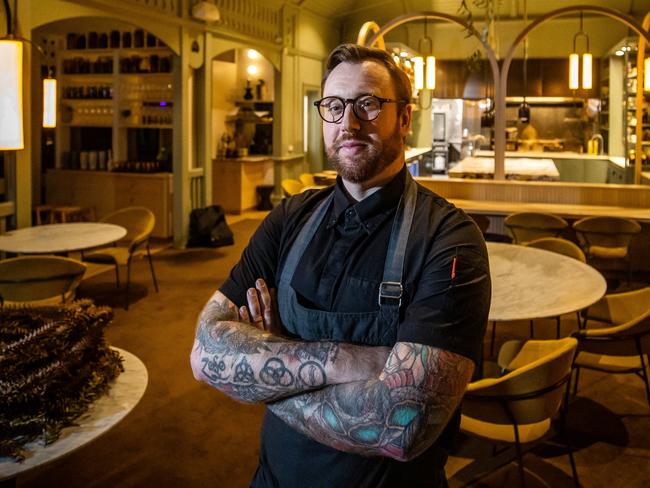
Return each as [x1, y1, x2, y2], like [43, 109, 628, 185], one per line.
[277, 172, 418, 347]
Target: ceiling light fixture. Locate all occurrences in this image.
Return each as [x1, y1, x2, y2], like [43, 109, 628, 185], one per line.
[0, 0, 58, 148]
[569, 10, 592, 90]
[412, 17, 435, 91]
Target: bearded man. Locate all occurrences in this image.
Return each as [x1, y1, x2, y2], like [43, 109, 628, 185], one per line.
[191, 43, 491, 488]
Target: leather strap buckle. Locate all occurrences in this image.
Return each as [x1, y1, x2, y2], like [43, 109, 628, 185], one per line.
[378, 281, 403, 307]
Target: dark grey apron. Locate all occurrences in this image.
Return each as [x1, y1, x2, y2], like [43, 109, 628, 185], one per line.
[277, 172, 417, 346]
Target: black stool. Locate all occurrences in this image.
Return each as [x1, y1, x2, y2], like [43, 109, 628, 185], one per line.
[256, 185, 275, 210]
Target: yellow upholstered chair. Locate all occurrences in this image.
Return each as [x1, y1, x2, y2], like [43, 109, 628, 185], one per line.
[572, 307, 650, 405]
[83, 207, 158, 310]
[582, 287, 650, 329]
[0, 256, 86, 307]
[504, 212, 568, 245]
[460, 338, 579, 487]
[526, 237, 587, 337]
[298, 173, 316, 187]
[281, 179, 304, 197]
[572, 216, 641, 282]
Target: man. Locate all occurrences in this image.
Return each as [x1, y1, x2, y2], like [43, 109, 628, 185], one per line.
[191, 43, 491, 487]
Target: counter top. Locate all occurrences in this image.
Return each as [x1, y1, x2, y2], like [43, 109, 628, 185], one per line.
[474, 150, 626, 167]
[449, 157, 559, 181]
[46, 169, 172, 179]
[405, 147, 431, 160]
[213, 156, 273, 163]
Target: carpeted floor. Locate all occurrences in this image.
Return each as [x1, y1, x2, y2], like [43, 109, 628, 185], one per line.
[15, 218, 650, 488]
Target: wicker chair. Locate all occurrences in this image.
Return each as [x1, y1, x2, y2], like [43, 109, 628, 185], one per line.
[459, 338, 579, 487]
[0, 256, 86, 307]
[504, 212, 568, 245]
[83, 207, 158, 310]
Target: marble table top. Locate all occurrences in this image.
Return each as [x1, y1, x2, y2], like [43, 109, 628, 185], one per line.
[487, 242, 607, 322]
[0, 223, 126, 254]
[0, 348, 148, 481]
[449, 157, 560, 181]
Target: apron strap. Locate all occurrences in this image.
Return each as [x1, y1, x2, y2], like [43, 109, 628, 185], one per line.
[378, 171, 417, 309]
[279, 192, 334, 284]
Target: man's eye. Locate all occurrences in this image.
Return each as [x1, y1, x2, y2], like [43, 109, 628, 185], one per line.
[328, 104, 344, 113]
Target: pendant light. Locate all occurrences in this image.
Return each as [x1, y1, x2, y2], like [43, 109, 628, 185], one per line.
[569, 11, 592, 90]
[0, 37, 23, 149]
[42, 70, 57, 128]
[413, 17, 435, 91]
[518, 0, 530, 124]
[0, 0, 57, 148]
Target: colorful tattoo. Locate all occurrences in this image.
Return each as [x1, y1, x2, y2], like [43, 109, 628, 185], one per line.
[268, 343, 472, 461]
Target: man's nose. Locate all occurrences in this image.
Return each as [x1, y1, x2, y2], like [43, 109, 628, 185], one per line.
[340, 103, 360, 131]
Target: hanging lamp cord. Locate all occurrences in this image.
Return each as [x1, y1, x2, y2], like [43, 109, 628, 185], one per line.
[2, 0, 12, 37]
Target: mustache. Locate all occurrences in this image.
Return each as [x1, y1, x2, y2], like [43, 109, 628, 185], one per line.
[333, 136, 371, 149]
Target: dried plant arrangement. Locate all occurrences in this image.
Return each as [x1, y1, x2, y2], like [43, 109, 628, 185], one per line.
[0, 300, 123, 461]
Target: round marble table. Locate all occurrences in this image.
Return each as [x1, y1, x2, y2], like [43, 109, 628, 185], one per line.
[487, 242, 607, 322]
[0, 348, 148, 483]
[0, 223, 126, 254]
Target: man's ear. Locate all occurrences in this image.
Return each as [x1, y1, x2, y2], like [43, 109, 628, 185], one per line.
[400, 103, 412, 138]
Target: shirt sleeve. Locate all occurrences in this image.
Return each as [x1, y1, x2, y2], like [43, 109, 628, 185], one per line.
[219, 204, 286, 307]
[396, 212, 491, 365]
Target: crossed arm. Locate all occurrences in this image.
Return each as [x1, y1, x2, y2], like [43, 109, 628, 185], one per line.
[190, 282, 474, 461]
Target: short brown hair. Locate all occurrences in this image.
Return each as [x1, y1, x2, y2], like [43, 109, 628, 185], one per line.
[322, 43, 412, 104]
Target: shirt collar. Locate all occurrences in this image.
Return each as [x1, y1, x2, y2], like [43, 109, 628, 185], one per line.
[327, 166, 407, 231]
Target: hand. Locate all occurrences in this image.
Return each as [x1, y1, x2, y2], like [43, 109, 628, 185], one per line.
[238, 278, 282, 335]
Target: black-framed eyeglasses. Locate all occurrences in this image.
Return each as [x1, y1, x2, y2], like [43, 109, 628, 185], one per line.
[313, 95, 408, 123]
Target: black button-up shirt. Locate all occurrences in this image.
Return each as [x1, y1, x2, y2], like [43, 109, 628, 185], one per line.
[221, 167, 491, 488]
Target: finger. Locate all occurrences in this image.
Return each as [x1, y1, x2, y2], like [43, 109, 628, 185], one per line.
[256, 279, 274, 330]
[247, 287, 265, 328]
[239, 306, 251, 323]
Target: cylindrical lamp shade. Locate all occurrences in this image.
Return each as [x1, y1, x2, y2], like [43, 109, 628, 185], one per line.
[582, 53, 593, 90]
[645, 58, 650, 92]
[413, 57, 424, 90]
[569, 53, 580, 90]
[426, 56, 436, 90]
[0, 40, 24, 150]
[43, 78, 57, 128]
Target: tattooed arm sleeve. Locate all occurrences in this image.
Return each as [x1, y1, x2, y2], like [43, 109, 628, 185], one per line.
[267, 342, 474, 461]
[190, 290, 390, 404]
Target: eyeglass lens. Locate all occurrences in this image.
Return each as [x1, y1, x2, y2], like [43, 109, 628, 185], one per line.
[318, 96, 383, 122]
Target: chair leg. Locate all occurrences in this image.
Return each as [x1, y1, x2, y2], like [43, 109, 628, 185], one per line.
[572, 367, 580, 397]
[124, 259, 132, 310]
[146, 245, 159, 292]
[556, 316, 561, 339]
[560, 381, 580, 488]
[529, 320, 534, 339]
[636, 347, 650, 407]
[512, 425, 526, 488]
[113, 263, 121, 288]
[490, 321, 497, 357]
[576, 311, 582, 330]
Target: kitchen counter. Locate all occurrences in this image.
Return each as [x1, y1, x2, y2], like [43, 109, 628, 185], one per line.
[449, 157, 559, 181]
[405, 147, 431, 160]
[212, 158, 273, 213]
[474, 150, 626, 168]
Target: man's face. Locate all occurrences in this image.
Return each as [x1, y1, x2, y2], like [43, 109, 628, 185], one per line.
[322, 61, 411, 184]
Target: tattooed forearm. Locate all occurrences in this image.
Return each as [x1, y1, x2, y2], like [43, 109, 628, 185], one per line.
[190, 291, 389, 404]
[268, 343, 473, 461]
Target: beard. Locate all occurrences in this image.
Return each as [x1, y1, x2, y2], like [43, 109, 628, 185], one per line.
[327, 122, 403, 184]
